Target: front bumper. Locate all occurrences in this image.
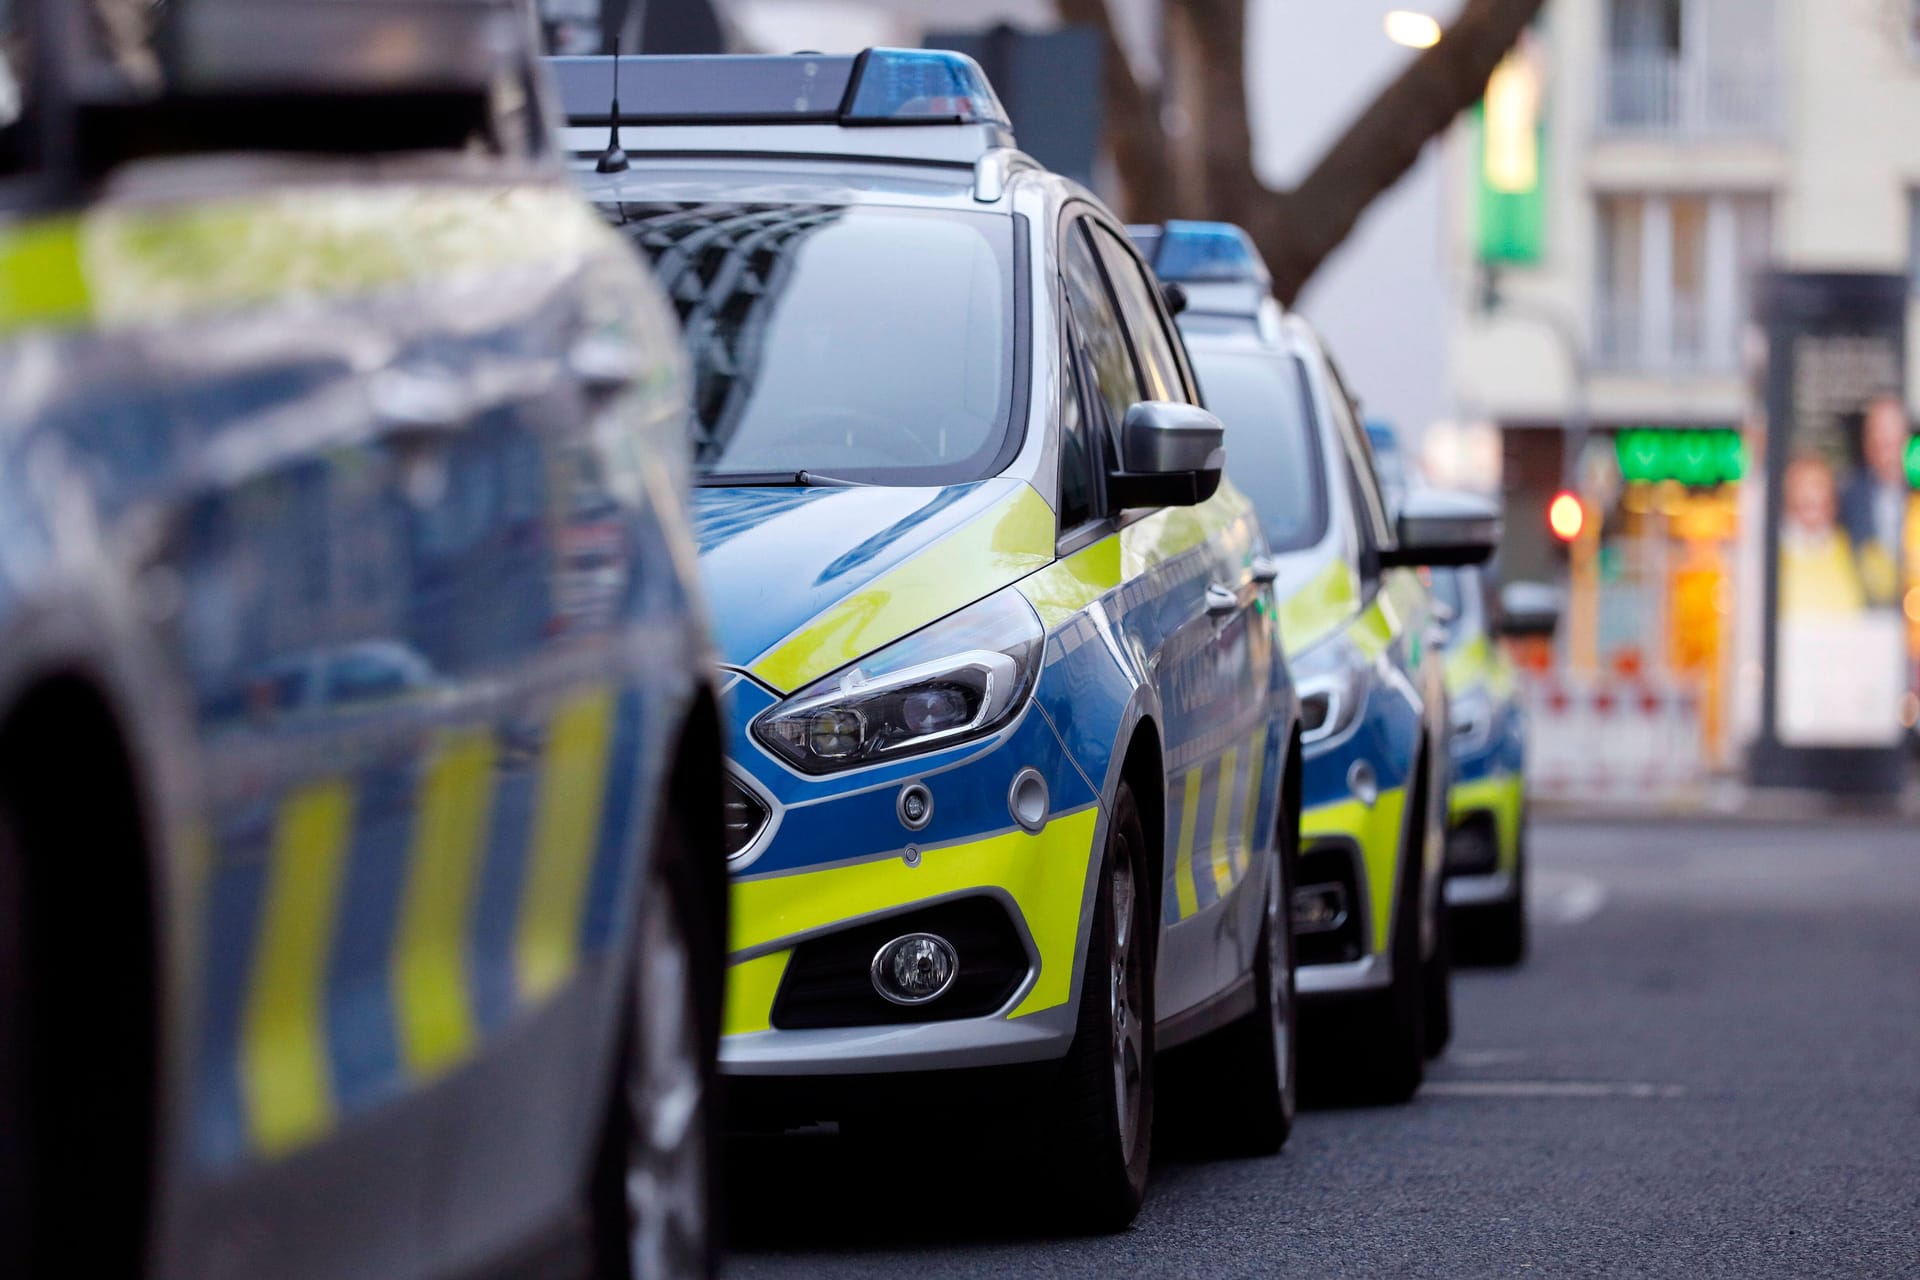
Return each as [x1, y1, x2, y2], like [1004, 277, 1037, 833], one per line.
[717, 697, 1102, 1078]
[1444, 771, 1523, 908]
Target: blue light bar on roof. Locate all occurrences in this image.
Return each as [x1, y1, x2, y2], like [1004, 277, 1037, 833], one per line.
[846, 48, 1010, 126]
[1135, 221, 1272, 287]
[546, 47, 1010, 132]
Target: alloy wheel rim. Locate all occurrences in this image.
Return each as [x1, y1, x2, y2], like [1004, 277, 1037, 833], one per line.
[625, 886, 709, 1279]
[1109, 851, 1144, 1163]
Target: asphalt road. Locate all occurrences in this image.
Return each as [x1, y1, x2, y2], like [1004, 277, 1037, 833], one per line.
[724, 819, 1920, 1278]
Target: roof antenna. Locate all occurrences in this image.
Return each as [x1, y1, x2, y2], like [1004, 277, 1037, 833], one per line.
[597, 35, 630, 175]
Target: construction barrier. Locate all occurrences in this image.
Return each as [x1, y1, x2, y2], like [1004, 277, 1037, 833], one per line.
[1523, 674, 1707, 804]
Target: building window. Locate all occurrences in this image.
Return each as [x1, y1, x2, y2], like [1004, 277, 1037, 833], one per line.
[1595, 192, 1771, 372]
[1601, 0, 1779, 137]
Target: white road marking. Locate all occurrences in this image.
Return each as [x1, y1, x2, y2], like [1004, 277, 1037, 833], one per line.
[1424, 1080, 1685, 1100]
[1448, 1049, 1531, 1067]
[1531, 871, 1608, 925]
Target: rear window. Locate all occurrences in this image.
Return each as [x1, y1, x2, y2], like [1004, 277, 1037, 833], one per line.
[608, 201, 1019, 487]
[1189, 348, 1329, 552]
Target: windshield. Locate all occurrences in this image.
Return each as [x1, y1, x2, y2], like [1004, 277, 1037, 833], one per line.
[1430, 566, 1487, 648]
[606, 201, 1018, 486]
[1189, 348, 1328, 552]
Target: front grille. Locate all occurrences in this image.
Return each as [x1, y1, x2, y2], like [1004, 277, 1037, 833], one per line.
[1295, 839, 1367, 966]
[722, 773, 769, 860]
[772, 896, 1029, 1030]
[1445, 811, 1499, 877]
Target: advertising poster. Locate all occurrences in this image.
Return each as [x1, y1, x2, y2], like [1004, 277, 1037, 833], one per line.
[1753, 273, 1911, 791]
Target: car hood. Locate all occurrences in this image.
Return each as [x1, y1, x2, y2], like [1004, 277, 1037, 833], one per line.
[693, 477, 1056, 694]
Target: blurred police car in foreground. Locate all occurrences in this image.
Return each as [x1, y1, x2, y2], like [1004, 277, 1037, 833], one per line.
[1136, 221, 1498, 1103]
[0, 3, 725, 1277]
[554, 49, 1303, 1228]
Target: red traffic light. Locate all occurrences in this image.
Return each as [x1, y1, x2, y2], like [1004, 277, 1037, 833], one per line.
[1548, 490, 1585, 543]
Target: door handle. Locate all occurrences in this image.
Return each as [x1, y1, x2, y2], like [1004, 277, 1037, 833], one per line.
[1205, 583, 1240, 617]
[1250, 554, 1280, 585]
[569, 335, 641, 396]
[371, 369, 464, 439]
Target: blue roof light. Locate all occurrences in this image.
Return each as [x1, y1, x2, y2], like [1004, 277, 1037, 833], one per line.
[845, 49, 1010, 127]
[1141, 221, 1271, 286]
[547, 48, 1010, 133]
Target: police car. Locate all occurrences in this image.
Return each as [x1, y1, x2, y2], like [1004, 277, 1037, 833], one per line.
[1135, 222, 1497, 1103]
[0, 4, 724, 1277]
[554, 50, 1303, 1226]
[1435, 569, 1559, 965]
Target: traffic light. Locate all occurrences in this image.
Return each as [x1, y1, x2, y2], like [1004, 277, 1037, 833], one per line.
[1548, 489, 1585, 543]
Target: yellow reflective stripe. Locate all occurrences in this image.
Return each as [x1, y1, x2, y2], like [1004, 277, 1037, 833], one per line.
[394, 727, 496, 1079]
[1348, 596, 1395, 661]
[1444, 633, 1493, 690]
[1448, 772, 1525, 875]
[1243, 726, 1268, 862]
[0, 184, 619, 335]
[750, 482, 1056, 692]
[516, 688, 617, 1002]
[722, 950, 792, 1037]
[1019, 532, 1121, 631]
[1277, 555, 1359, 653]
[0, 220, 88, 329]
[1118, 480, 1253, 575]
[242, 779, 354, 1157]
[1209, 746, 1238, 896]
[1172, 768, 1202, 920]
[1301, 785, 1408, 955]
[728, 807, 1099, 1021]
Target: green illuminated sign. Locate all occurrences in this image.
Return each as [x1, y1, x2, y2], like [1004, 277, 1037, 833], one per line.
[1615, 428, 1746, 487]
[1906, 434, 1920, 489]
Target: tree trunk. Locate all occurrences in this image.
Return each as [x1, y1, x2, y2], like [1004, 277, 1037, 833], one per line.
[1079, 0, 1547, 306]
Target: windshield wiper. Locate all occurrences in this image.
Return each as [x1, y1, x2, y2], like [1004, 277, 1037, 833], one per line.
[695, 470, 872, 488]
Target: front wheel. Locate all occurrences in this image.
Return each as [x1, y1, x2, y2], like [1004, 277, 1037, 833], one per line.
[1181, 828, 1297, 1155]
[1038, 782, 1154, 1232]
[591, 819, 720, 1280]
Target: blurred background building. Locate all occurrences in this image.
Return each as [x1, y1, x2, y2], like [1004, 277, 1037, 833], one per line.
[1447, 0, 1920, 791]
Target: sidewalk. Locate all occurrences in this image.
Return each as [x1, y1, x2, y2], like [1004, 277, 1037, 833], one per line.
[1536, 772, 1920, 824]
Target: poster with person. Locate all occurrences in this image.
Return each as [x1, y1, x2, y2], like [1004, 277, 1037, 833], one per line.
[1755, 274, 1910, 784]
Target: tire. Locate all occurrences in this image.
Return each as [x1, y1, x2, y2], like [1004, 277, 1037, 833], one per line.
[1040, 782, 1154, 1232]
[1181, 814, 1297, 1156]
[1480, 813, 1530, 968]
[591, 811, 721, 1280]
[0, 800, 28, 1277]
[1422, 884, 1453, 1060]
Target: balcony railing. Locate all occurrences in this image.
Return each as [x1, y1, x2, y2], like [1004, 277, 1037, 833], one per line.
[1600, 54, 1781, 139]
[1595, 294, 1738, 374]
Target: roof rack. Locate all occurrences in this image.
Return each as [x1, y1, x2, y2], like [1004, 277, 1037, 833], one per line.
[547, 48, 1018, 169]
[1129, 220, 1278, 320]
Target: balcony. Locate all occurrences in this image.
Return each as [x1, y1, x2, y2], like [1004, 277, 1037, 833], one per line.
[1595, 294, 1738, 375]
[1600, 54, 1781, 140]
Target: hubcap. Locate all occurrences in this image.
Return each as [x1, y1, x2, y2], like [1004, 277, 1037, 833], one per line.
[1108, 852, 1144, 1163]
[625, 884, 709, 1279]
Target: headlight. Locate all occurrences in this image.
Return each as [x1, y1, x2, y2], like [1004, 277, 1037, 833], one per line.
[753, 589, 1044, 774]
[1292, 636, 1369, 746]
[1450, 687, 1495, 755]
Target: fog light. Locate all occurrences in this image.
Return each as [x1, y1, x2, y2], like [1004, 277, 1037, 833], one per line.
[1292, 883, 1349, 935]
[870, 933, 958, 1006]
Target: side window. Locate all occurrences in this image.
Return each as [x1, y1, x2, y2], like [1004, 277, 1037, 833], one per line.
[1322, 360, 1394, 548]
[1088, 222, 1191, 404]
[0, 0, 31, 177]
[1056, 319, 1101, 531]
[1060, 218, 1144, 434]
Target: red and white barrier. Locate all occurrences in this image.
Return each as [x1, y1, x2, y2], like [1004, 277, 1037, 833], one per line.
[1523, 675, 1706, 803]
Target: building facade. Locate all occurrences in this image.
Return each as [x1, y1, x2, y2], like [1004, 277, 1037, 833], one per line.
[1447, 0, 1920, 774]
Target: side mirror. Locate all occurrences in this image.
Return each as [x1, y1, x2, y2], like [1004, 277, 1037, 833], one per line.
[1107, 402, 1225, 510]
[1497, 580, 1564, 639]
[1161, 281, 1190, 316]
[1379, 488, 1499, 569]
